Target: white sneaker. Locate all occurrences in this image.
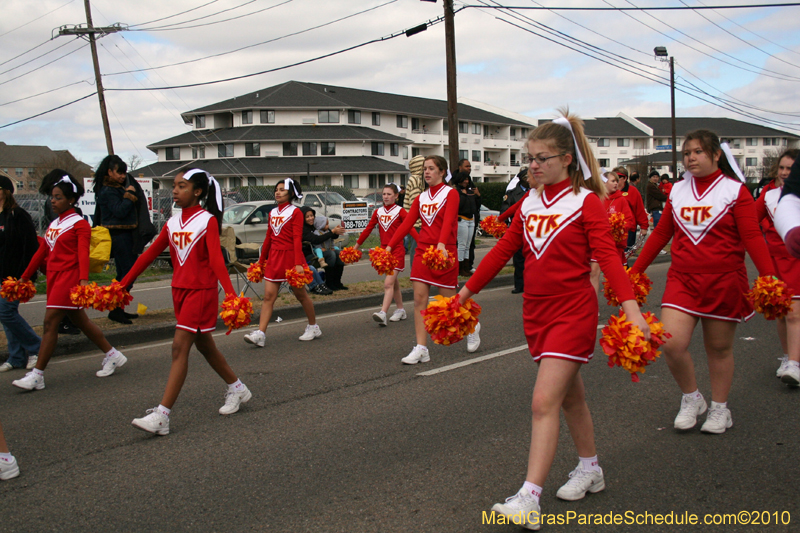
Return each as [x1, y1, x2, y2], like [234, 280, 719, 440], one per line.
[701, 403, 733, 434]
[0, 455, 20, 481]
[12, 371, 44, 391]
[389, 309, 407, 322]
[556, 463, 605, 501]
[0, 362, 15, 372]
[219, 385, 252, 415]
[674, 393, 707, 430]
[26, 355, 37, 370]
[96, 350, 127, 377]
[490, 487, 542, 530]
[372, 311, 388, 327]
[777, 356, 790, 378]
[244, 330, 266, 347]
[132, 408, 170, 435]
[467, 322, 481, 353]
[781, 364, 800, 387]
[299, 324, 322, 341]
[401, 345, 430, 365]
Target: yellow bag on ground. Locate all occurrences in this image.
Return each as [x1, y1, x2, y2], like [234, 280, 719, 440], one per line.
[90, 226, 112, 273]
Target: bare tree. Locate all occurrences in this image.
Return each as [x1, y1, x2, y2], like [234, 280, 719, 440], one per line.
[128, 154, 143, 171]
[34, 151, 93, 182]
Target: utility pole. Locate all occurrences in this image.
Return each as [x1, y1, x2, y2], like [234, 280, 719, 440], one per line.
[443, 0, 459, 173]
[669, 56, 677, 180]
[58, 2, 126, 155]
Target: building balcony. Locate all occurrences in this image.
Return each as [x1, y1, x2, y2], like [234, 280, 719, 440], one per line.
[482, 137, 515, 149]
[403, 130, 443, 145]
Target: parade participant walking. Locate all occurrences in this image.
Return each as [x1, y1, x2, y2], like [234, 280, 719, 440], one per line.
[244, 179, 320, 347]
[458, 112, 649, 529]
[121, 169, 251, 435]
[631, 130, 776, 434]
[756, 149, 800, 385]
[615, 168, 648, 250]
[355, 183, 417, 326]
[0, 175, 41, 373]
[12, 172, 127, 391]
[387, 155, 481, 364]
[0, 419, 18, 480]
[589, 171, 635, 296]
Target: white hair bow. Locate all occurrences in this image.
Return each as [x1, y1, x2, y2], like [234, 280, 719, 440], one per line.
[182, 169, 223, 210]
[57, 175, 77, 193]
[552, 117, 592, 181]
[284, 178, 303, 199]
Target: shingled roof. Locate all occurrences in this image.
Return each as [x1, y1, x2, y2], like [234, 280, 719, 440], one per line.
[636, 117, 799, 138]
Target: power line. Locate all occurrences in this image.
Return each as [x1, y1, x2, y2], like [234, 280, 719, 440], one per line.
[127, 0, 220, 28]
[0, 0, 76, 39]
[129, 0, 290, 32]
[0, 37, 79, 76]
[0, 78, 94, 107]
[461, 2, 800, 10]
[0, 41, 88, 87]
[0, 92, 96, 130]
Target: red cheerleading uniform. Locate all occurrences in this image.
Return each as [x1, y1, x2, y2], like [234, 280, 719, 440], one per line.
[632, 170, 775, 322]
[121, 205, 235, 333]
[756, 187, 800, 298]
[22, 208, 90, 309]
[356, 203, 417, 272]
[467, 179, 636, 364]
[621, 185, 649, 231]
[388, 182, 460, 289]
[603, 190, 636, 263]
[257, 202, 307, 283]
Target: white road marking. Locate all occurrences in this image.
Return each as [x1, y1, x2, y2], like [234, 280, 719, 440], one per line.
[416, 344, 529, 376]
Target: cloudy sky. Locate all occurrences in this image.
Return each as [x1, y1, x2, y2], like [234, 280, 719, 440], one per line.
[1, 0, 799, 170]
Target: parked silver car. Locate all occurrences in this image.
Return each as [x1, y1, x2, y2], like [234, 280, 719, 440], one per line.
[221, 201, 277, 257]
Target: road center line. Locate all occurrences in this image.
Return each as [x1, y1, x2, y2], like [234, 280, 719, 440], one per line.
[416, 344, 529, 376]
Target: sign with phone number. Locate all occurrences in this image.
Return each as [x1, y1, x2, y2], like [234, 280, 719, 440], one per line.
[341, 201, 369, 233]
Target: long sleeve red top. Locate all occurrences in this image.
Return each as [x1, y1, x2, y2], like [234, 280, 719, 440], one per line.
[356, 204, 418, 247]
[22, 208, 90, 281]
[622, 185, 649, 230]
[257, 202, 305, 266]
[387, 182, 459, 249]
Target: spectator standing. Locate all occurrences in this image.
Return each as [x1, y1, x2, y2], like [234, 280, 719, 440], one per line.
[457, 159, 481, 272]
[500, 168, 530, 293]
[646, 170, 668, 227]
[614, 167, 648, 250]
[0, 175, 41, 372]
[403, 155, 425, 261]
[453, 163, 481, 277]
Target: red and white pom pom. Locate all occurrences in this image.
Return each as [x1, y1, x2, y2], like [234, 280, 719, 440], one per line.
[93, 281, 133, 312]
[1, 277, 37, 303]
[369, 247, 397, 276]
[600, 311, 671, 382]
[339, 247, 363, 265]
[609, 212, 627, 244]
[285, 266, 314, 288]
[603, 268, 652, 307]
[479, 215, 507, 239]
[420, 294, 482, 346]
[69, 283, 98, 308]
[246, 261, 265, 283]
[747, 275, 794, 320]
[220, 293, 254, 334]
[421, 246, 456, 271]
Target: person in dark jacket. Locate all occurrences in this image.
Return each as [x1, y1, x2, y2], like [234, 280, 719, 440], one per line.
[0, 175, 41, 372]
[300, 207, 347, 291]
[94, 155, 139, 324]
[500, 168, 531, 294]
[645, 170, 668, 227]
[452, 165, 482, 277]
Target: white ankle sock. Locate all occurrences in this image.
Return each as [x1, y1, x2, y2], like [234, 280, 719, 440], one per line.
[710, 400, 727, 409]
[417, 344, 428, 351]
[228, 379, 244, 391]
[32, 368, 44, 377]
[579, 455, 601, 473]
[683, 389, 702, 400]
[789, 361, 800, 369]
[157, 404, 171, 417]
[522, 481, 542, 503]
[0, 452, 13, 462]
[105, 348, 117, 357]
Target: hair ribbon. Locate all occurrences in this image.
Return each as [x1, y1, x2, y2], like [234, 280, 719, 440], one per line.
[58, 175, 77, 193]
[284, 178, 303, 199]
[182, 168, 223, 210]
[552, 117, 592, 181]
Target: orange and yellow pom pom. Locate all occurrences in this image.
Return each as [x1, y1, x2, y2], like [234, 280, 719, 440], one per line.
[603, 268, 652, 307]
[69, 283, 98, 308]
[285, 266, 314, 288]
[421, 246, 456, 271]
[219, 293, 253, 334]
[609, 212, 627, 244]
[747, 275, 794, 320]
[420, 294, 482, 346]
[369, 247, 397, 276]
[339, 247, 363, 265]
[479, 215, 507, 239]
[246, 261, 265, 283]
[92, 281, 133, 312]
[600, 310, 671, 382]
[1, 277, 37, 303]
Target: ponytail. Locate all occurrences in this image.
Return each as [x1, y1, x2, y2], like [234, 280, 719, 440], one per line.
[181, 168, 223, 231]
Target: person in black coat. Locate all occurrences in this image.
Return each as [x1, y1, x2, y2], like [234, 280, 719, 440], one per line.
[300, 207, 348, 291]
[0, 175, 41, 372]
[500, 168, 532, 294]
[452, 166, 482, 277]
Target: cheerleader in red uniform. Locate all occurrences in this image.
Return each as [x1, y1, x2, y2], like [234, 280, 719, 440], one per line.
[458, 112, 649, 528]
[355, 183, 417, 326]
[12, 172, 127, 392]
[631, 130, 776, 434]
[243, 179, 319, 347]
[755, 148, 800, 385]
[589, 171, 635, 296]
[120, 169, 250, 435]
[386, 155, 480, 364]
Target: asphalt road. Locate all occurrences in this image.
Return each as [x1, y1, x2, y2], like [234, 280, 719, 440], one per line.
[1, 261, 798, 532]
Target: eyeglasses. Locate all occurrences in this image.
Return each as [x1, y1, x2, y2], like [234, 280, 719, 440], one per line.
[522, 153, 565, 166]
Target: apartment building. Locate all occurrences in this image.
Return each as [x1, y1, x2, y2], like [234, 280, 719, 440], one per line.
[0, 142, 92, 193]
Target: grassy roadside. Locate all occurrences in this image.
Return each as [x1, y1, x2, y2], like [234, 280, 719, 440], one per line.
[34, 266, 174, 294]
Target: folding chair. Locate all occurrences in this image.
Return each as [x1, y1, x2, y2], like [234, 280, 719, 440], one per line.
[219, 227, 260, 299]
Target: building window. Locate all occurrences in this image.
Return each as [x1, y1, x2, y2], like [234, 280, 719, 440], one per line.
[472, 123, 481, 135]
[192, 145, 205, 159]
[302, 142, 317, 156]
[318, 110, 340, 123]
[617, 138, 630, 147]
[764, 137, 779, 146]
[245, 142, 260, 156]
[247, 176, 263, 187]
[372, 112, 380, 126]
[472, 150, 481, 162]
[372, 142, 384, 156]
[242, 110, 253, 125]
[746, 157, 758, 167]
[260, 110, 275, 124]
[412, 147, 420, 157]
[348, 110, 361, 124]
[397, 115, 408, 128]
[459, 150, 468, 161]
[369, 174, 386, 189]
[321, 142, 336, 156]
[443, 120, 448, 132]
[195, 115, 205, 128]
[390, 143, 399, 157]
[521, 128, 529, 137]
[597, 138, 610, 147]
[598, 158, 610, 168]
[229, 177, 241, 188]
[343, 175, 358, 189]
[283, 142, 298, 156]
[411, 117, 420, 131]
[510, 127, 517, 138]
[27, 168, 34, 176]
[165, 147, 180, 161]
[458, 121, 468, 134]
[15, 168, 23, 177]
[399, 174, 407, 187]
[218, 144, 233, 158]
[402, 146, 409, 159]
[484, 152, 491, 163]
[16, 180, 24, 188]
[746, 138, 757, 146]
[29, 181, 37, 189]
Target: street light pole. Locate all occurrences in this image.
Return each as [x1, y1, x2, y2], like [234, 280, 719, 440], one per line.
[443, 0, 459, 172]
[655, 47, 678, 179]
